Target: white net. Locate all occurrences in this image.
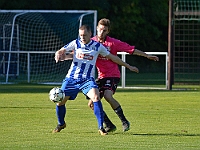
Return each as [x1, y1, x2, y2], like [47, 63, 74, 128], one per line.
[173, 0, 200, 84]
[174, 0, 200, 20]
[0, 10, 97, 83]
[0, 10, 167, 89]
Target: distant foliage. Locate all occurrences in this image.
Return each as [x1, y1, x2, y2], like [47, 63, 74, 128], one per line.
[0, 0, 168, 52]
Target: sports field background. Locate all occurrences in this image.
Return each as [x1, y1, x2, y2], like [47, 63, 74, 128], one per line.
[0, 84, 199, 150]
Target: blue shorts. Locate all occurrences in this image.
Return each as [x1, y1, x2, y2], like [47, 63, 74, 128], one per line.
[61, 77, 98, 100]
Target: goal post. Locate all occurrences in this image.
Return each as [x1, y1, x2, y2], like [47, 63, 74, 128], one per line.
[0, 10, 168, 89]
[118, 52, 168, 89]
[0, 10, 97, 84]
[0, 50, 168, 89]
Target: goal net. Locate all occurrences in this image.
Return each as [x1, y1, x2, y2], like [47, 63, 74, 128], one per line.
[0, 10, 167, 89]
[0, 10, 97, 84]
[173, 0, 200, 84]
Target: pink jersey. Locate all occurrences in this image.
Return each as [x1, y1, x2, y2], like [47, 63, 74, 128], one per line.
[91, 36, 135, 79]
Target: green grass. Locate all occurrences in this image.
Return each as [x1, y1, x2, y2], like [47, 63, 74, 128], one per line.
[0, 84, 200, 150]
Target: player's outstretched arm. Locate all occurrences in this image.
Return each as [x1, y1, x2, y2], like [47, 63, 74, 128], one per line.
[133, 49, 159, 61]
[55, 48, 74, 62]
[129, 66, 139, 73]
[106, 54, 139, 73]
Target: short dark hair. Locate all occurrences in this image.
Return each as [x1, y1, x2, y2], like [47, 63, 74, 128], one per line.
[98, 18, 111, 30]
[79, 25, 91, 32]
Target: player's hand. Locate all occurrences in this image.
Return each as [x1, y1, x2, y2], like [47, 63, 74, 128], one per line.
[55, 49, 66, 63]
[147, 55, 159, 61]
[88, 100, 94, 110]
[128, 66, 139, 73]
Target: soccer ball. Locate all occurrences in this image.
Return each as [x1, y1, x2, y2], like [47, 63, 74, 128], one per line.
[49, 87, 65, 103]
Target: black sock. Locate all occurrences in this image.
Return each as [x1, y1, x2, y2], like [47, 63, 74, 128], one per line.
[103, 111, 115, 127]
[114, 106, 128, 123]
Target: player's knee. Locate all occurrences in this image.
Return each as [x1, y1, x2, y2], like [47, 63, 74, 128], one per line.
[89, 93, 100, 102]
[56, 97, 68, 106]
[56, 102, 65, 106]
[90, 95, 99, 102]
[103, 92, 113, 102]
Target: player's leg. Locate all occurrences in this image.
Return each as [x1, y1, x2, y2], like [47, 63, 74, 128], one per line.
[104, 90, 130, 132]
[87, 88, 107, 135]
[53, 78, 78, 133]
[103, 110, 117, 132]
[96, 78, 117, 132]
[87, 96, 116, 132]
[53, 96, 69, 133]
[103, 78, 130, 132]
[82, 78, 107, 135]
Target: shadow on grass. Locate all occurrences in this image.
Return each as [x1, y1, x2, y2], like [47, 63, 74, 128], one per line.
[0, 84, 54, 93]
[0, 106, 52, 109]
[112, 132, 200, 137]
[132, 133, 200, 137]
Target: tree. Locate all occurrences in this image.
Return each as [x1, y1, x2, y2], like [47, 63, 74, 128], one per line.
[0, 0, 169, 52]
[104, 0, 168, 52]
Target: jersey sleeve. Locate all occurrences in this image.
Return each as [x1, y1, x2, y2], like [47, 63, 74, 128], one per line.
[99, 44, 110, 57]
[114, 38, 135, 54]
[63, 40, 76, 53]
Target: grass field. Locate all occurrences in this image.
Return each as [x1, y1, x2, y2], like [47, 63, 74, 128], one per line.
[0, 84, 199, 150]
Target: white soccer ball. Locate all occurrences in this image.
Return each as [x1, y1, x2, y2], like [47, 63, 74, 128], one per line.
[49, 87, 65, 103]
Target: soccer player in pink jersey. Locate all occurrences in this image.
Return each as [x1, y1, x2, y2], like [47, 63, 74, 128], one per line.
[53, 25, 138, 135]
[88, 18, 159, 132]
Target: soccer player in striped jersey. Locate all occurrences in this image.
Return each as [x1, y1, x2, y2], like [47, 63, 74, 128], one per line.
[87, 18, 159, 132]
[53, 25, 138, 135]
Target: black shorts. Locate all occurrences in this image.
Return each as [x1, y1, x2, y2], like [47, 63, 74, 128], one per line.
[86, 77, 120, 100]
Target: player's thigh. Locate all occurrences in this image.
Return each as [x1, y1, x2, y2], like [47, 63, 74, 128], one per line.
[99, 77, 120, 97]
[104, 89, 114, 99]
[87, 88, 100, 102]
[81, 77, 99, 101]
[61, 78, 79, 100]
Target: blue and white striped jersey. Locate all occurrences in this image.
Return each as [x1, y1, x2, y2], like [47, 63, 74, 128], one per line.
[63, 39, 110, 80]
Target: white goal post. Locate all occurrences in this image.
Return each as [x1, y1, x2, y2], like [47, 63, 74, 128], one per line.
[0, 10, 97, 83]
[0, 10, 168, 89]
[118, 52, 168, 89]
[0, 50, 168, 89]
